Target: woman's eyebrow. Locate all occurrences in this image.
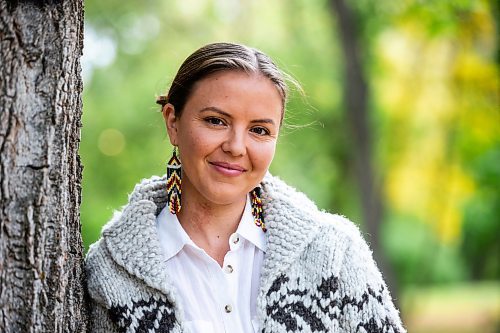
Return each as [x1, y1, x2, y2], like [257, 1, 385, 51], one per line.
[250, 118, 275, 125]
[199, 106, 231, 117]
[199, 107, 276, 126]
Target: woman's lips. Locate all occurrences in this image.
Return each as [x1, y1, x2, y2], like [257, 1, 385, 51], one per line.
[209, 161, 246, 176]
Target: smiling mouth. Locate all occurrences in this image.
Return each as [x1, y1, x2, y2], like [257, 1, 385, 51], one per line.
[210, 162, 246, 171]
[209, 161, 247, 175]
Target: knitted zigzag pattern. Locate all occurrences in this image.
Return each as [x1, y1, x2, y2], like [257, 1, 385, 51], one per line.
[263, 274, 403, 333]
[109, 296, 176, 333]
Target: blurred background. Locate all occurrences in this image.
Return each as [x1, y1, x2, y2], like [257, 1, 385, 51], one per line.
[80, 0, 499, 332]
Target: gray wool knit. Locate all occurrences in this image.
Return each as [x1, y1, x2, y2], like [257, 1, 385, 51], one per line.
[85, 173, 406, 333]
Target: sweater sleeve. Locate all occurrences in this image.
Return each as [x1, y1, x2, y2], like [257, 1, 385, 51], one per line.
[336, 228, 406, 333]
[88, 298, 120, 333]
[85, 240, 121, 333]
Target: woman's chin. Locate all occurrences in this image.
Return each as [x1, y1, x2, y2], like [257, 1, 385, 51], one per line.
[201, 188, 248, 206]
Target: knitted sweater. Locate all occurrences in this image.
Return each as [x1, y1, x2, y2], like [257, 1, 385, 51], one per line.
[85, 174, 406, 333]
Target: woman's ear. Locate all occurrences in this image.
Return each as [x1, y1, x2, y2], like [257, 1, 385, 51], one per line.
[162, 103, 178, 146]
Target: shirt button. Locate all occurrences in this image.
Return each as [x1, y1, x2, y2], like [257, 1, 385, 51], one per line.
[225, 264, 234, 273]
[229, 233, 240, 245]
[225, 304, 232, 313]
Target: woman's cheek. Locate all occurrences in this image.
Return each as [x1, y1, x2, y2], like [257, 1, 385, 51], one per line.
[251, 143, 276, 170]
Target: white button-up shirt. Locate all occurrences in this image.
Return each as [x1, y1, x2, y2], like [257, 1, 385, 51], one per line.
[156, 196, 266, 333]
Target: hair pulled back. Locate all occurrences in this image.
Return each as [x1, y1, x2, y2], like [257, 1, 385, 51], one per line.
[157, 42, 293, 120]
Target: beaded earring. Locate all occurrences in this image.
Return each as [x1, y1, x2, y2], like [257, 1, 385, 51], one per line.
[250, 187, 266, 232]
[166, 147, 182, 214]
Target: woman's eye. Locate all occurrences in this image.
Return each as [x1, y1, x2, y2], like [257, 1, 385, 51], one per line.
[205, 117, 225, 126]
[251, 126, 270, 136]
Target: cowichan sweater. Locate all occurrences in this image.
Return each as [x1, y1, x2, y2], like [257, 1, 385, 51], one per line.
[85, 173, 406, 333]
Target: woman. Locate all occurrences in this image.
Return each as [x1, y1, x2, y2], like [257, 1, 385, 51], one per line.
[86, 42, 406, 333]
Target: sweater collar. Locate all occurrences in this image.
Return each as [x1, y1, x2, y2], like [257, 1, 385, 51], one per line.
[101, 173, 322, 296]
[101, 175, 172, 296]
[258, 174, 323, 293]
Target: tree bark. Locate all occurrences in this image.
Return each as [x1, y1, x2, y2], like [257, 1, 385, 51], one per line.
[328, 0, 399, 300]
[0, 1, 86, 332]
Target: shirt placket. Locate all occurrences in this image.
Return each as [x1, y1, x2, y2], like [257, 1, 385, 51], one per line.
[208, 232, 244, 333]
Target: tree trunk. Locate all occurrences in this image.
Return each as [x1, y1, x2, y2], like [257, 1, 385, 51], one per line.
[328, 0, 399, 300]
[0, 1, 86, 332]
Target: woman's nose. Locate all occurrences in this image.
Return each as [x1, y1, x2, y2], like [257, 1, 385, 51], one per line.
[221, 129, 246, 157]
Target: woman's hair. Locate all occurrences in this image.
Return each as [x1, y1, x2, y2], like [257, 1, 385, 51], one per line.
[156, 42, 297, 121]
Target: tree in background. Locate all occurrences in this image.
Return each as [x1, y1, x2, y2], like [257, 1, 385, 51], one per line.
[328, 0, 397, 297]
[0, 1, 86, 332]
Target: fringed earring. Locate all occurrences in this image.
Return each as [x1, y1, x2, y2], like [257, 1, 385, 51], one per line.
[166, 146, 182, 214]
[250, 187, 266, 232]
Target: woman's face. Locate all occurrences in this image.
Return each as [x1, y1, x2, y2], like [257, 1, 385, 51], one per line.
[163, 70, 283, 206]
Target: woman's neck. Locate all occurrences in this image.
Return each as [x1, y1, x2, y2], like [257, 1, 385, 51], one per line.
[176, 192, 246, 266]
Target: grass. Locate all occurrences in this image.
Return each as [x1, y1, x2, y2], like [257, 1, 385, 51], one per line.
[402, 281, 500, 333]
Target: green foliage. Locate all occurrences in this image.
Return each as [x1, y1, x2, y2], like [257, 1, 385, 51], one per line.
[461, 144, 500, 280]
[383, 214, 468, 286]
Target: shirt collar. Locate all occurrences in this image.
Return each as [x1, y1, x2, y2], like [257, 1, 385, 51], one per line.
[156, 195, 267, 262]
[156, 205, 194, 262]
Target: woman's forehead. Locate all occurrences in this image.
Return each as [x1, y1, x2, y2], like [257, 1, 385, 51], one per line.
[190, 71, 282, 101]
